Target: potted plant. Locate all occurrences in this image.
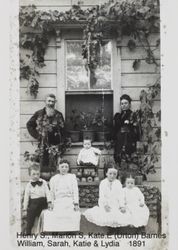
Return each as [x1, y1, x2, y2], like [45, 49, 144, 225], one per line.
[119, 147, 158, 186]
[93, 107, 110, 142]
[80, 111, 96, 141]
[117, 153, 143, 185]
[66, 109, 81, 142]
[127, 153, 144, 185]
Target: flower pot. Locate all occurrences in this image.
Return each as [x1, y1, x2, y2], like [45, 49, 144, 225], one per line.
[135, 175, 143, 185]
[91, 170, 96, 177]
[82, 130, 95, 142]
[96, 131, 110, 142]
[76, 171, 82, 178]
[87, 176, 93, 182]
[83, 169, 90, 178]
[68, 130, 81, 142]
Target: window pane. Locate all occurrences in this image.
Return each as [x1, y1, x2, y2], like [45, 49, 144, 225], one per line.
[90, 41, 112, 89]
[66, 41, 89, 90]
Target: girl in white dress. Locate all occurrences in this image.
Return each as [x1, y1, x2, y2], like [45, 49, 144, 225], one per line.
[42, 159, 81, 232]
[120, 175, 150, 227]
[83, 166, 130, 227]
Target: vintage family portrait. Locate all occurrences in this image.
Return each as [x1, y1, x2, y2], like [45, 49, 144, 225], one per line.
[9, 0, 168, 247]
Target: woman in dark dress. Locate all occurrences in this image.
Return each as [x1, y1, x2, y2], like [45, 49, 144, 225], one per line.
[113, 94, 140, 166]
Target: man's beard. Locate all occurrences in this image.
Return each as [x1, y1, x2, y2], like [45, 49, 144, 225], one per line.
[46, 106, 55, 117]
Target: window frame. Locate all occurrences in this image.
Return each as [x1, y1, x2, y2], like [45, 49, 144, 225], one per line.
[56, 30, 121, 119]
[65, 39, 113, 92]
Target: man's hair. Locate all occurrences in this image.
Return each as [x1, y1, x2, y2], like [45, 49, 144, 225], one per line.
[45, 93, 56, 100]
[28, 162, 40, 175]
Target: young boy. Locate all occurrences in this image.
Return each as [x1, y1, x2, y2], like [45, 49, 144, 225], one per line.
[77, 138, 101, 166]
[23, 163, 52, 234]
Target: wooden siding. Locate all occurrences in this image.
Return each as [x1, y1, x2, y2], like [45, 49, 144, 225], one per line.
[19, 1, 161, 191]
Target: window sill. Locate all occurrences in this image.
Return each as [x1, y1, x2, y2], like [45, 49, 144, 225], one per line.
[65, 90, 113, 95]
[71, 142, 111, 146]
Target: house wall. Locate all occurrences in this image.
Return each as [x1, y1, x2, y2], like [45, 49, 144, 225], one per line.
[20, 0, 161, 191]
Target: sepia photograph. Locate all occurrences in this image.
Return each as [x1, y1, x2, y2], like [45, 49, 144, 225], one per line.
[9, 0, 168, 248]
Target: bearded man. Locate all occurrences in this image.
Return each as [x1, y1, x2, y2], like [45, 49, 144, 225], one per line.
[26, 94, 65, 180]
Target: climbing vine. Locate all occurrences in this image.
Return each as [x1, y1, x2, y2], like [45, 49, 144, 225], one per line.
[20, 0, 161, 177]
[19, 0, 160, 97]
[131, 77, 161, 179]
[102, 76, 161, 180]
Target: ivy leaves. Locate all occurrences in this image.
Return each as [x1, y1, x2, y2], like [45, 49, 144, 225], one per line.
[19, 5, 37, 28]
[20, 31, 49, 97]
[19, 1, 161, 179]
[19, 1, 160, 96]
[132, 77, 161, 176]
[133, 59, 141, 71]
[127, 39, 136, 51]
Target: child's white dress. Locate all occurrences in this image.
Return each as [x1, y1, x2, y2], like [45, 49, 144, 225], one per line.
[77, 147, 101, 166]
[121, 187, 150, 227]
[42, 173, 81, 232]
[83, 178, 130, 227]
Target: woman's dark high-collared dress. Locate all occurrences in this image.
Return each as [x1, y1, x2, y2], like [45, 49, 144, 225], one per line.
[113, 109, 139, 164]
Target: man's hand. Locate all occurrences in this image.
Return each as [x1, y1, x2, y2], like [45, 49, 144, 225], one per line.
[104, 205, 111, 212]
[48, 202, 53, 211]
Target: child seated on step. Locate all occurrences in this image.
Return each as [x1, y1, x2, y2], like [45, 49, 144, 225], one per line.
[77, 138, 101, 166]
[23, 163, 52, 234]
[83, 164, 130, 227]
[120, 174, 150, 227]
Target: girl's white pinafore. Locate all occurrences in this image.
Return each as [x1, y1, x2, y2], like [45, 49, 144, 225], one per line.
[42, 173, 81, 232]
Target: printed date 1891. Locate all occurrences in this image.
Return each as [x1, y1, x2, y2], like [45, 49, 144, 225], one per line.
[129, 240, 145, 247]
